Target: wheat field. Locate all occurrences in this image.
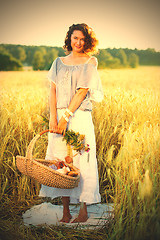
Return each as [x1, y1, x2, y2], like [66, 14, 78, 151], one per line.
[0, 66, 160, 239]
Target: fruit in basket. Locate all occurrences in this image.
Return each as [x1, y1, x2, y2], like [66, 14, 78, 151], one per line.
[57, 166, 70, 175]
[49, 164, 57, 170]
[68, 171, 78, 177]
[65, 156, 73, 164]
[57, 161, 66, 169]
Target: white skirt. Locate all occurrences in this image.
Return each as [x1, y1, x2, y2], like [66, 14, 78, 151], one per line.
[39, 109, 101, 205]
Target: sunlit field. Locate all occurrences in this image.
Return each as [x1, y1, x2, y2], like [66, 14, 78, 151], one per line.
[0, 67, 160, 239]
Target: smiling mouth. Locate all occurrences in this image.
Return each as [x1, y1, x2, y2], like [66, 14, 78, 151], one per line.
[75, 45, 81, 48]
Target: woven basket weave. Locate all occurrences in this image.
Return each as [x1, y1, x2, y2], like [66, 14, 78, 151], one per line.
[16, 130, 80, 189]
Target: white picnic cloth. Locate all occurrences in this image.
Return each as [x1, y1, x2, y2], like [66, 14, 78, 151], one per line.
[22, 202, 114, 228]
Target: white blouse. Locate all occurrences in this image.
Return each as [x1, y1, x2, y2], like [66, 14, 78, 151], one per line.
[47, 57, 103, 111]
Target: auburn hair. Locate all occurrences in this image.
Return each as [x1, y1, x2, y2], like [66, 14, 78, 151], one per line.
[63, 23, 99, 55]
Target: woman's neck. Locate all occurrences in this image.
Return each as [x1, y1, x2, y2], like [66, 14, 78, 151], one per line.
[70, 51, 89, 58]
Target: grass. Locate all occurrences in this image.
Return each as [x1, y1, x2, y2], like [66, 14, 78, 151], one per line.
[0, 66, 160, 239]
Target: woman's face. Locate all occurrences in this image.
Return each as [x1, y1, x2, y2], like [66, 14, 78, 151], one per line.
[70, 30, 85, 53]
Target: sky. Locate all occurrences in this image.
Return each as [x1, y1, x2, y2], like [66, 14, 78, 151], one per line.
[0, 0, 160, 51]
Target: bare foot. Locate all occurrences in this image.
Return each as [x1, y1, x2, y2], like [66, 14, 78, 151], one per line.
[59, 214, 72, 223]
[71, 214, 88, 223]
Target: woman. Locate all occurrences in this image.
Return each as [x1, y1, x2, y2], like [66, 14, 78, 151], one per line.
[39, 23, 103, 223]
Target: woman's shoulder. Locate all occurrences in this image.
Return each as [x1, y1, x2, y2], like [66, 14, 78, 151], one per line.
[58, 56, 65, 61]
[88, 56, 98, 67]
[52, 57, 63, 67]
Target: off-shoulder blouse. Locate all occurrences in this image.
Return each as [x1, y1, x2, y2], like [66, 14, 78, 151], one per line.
[47, 57, 103, 111]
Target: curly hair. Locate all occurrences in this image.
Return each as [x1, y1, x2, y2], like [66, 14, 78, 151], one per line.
[63, 23, 99, 55]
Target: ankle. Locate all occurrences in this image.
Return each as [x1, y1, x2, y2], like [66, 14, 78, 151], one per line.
[63, 209, 71, 216]
[80, 202, 87, 212]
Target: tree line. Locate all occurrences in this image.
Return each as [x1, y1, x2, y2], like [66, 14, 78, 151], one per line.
[0, 44, 160, 71]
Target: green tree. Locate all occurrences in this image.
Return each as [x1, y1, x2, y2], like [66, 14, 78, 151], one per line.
[56, 47, 65, 56]
[1, 44, 160, 69]
[38, 46, 47, 55]
[0, 52, 23, 71]
[44, 48, 58, 69]
[128, 53, 139, 68]
[107, 58, 121, 68]
[0, 46, 9, 55]
[32, 51, 45, 70]
[5, 45, 26, 62]
[97, 49, 112, 68]
[17, 46, 26, 62]
[116, 49, 128, 66]
[97, 49, 121, 68]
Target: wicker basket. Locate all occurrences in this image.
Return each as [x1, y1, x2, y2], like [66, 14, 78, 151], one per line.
[16, 130, 80, 189]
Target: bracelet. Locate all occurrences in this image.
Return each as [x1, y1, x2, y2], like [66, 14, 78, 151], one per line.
[65, 108, 73, 116]
[62, 113, 69, 122]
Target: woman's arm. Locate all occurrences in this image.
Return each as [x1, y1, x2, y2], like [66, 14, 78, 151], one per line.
[68, 88, 89, 113]
[49, 82, 58, 132]
[57, 88, 89, 135]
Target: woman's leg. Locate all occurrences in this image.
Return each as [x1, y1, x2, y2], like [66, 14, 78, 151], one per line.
[60, 197, 72, 223]
[71, 202, 88, 223]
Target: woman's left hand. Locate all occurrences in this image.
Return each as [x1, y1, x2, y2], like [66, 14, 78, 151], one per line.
[57, 117, 68, 136]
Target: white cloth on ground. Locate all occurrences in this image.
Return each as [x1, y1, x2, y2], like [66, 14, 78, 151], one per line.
[22, 202, 114, 228]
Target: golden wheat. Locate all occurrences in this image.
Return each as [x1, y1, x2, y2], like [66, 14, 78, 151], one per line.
[0, 66, 160, 239]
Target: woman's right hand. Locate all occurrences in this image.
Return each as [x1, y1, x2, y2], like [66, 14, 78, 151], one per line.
[49, 118, 58, 133]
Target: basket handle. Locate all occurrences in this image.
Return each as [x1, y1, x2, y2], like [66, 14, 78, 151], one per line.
[26, 129, 61, 160]
[26, 130, 74, 165]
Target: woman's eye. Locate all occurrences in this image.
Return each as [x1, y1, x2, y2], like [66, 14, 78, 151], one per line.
[73, 37, 84, 42]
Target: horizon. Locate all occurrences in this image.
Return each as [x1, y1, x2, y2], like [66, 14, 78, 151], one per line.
[0, 42, 159, 52]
